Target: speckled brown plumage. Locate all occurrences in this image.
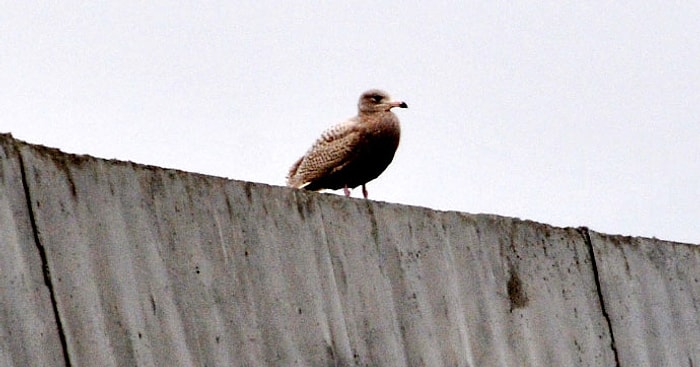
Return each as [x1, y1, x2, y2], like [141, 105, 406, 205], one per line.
[287, 89, 408, 198]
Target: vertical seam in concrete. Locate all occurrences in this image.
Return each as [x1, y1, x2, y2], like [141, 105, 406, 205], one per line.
[578, 227, 620, 367]
[16, 150, 73, 367]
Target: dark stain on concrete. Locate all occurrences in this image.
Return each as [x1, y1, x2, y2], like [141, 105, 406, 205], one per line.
[507, 269, 529, 311]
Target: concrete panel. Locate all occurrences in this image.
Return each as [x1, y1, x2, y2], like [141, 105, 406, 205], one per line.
[0, 135, 66, 367]
[591, 232, 700, 367]
[1, 133, 697, 366]
[15, 134, 618, 366]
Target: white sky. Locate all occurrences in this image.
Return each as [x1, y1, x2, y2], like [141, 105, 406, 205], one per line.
[2, 2, 699, 244]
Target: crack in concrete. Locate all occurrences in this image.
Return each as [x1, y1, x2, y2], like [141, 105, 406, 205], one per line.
[578, 227, 620, 367]
[16, 148, 73, 367]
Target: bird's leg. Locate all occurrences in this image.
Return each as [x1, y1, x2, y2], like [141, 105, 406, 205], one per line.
[343, 185, 351, 197]
[362, 184, 368, 199]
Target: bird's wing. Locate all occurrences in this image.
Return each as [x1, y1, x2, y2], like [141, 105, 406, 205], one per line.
[287, 119, 363, 188]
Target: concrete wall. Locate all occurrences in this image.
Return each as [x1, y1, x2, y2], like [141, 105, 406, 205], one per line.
[0, 132, 698, 367]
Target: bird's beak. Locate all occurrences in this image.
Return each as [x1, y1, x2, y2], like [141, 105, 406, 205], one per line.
[389, 100, 408, 109]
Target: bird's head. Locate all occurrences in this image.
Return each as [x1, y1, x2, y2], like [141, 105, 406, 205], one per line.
[358, 89, 408, 114]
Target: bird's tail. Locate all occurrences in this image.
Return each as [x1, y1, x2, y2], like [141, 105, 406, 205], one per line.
[286, 156, 304, 187]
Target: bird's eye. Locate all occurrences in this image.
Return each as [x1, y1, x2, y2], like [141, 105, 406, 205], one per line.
[371, 95, 383, 103]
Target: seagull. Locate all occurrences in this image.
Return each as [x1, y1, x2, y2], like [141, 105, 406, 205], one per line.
[287, 89, 408, 198]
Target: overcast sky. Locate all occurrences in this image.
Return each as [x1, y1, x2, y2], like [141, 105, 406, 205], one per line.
[2, 2, 699, 244]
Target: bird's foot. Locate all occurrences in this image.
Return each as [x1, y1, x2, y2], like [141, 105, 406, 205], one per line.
[343, 185, 351, 197]
[362, 185, 368, 199]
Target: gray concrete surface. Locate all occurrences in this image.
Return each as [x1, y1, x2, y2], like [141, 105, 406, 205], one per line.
[590, 232, 700, 366]
[0, 136, 66, 367]
[0, 132, 698, 366]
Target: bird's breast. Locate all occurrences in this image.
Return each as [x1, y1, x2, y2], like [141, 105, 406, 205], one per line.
[350, 118, 401, 175]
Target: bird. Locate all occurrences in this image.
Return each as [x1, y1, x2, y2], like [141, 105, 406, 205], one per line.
[286, 89, 408, 199]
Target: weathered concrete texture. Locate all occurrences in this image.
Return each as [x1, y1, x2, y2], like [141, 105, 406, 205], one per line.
[591, 232, 700, 367]
[1, 133, 699, 367]
[0, 138, 66, 367]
